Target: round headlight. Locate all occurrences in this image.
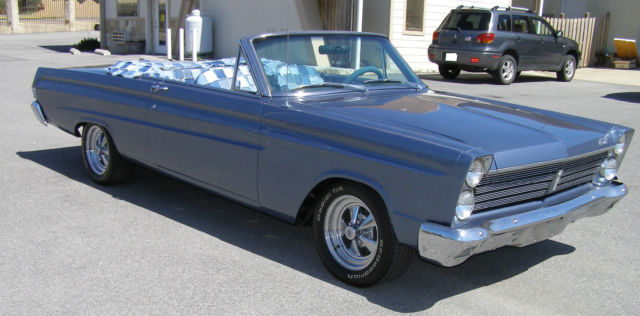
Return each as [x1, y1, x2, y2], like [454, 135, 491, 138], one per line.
[614, 134, 626, 155]
[465, 159, 485, 188]
[600, 158, 618, 181]
[455, 190, 474, 220]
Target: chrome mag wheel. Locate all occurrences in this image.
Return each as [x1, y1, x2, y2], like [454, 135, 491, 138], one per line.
[564, 58, 575, 78]
[84, 125, 110, 175]
[500, 58, 515, 81]
[324, 195, 379, 271]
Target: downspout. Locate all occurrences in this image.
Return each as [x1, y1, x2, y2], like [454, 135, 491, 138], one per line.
[538, 0, 545, 16]
[354, 0, 363, 68]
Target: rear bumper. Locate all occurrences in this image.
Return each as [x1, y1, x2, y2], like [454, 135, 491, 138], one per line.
[418, 182, 627, 267]
[31, 101, 48, 126]
[428, 46, 502, 71]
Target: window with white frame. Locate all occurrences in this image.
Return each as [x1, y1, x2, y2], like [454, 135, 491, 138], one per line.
[405, 0, 425, 32]
[117, 0, 138, 17]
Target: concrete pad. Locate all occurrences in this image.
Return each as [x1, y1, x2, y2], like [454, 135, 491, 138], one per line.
[523, 68, 640, 87]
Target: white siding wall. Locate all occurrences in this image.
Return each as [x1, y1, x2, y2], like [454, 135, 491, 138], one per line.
[199, 0, 322, 58]
[390, 0, 511, 73]
[363, 0, 391, 36]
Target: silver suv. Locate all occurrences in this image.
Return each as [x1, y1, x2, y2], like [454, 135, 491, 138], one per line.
[428, 6, 581, 84]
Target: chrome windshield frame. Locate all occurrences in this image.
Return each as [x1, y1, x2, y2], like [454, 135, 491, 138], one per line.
[240, 31, 428, 98]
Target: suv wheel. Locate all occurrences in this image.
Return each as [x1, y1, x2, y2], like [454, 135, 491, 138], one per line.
[494, 55, 517, 85]
[438, 65, 461, 79]
[557, 55, 576, 82]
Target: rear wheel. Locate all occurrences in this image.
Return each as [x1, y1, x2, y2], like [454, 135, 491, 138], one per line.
[313, 182, 412, 287]
[494, 55, 517, 85]
[557, 55, 576, 82]
[81, 124, 131, 185]
[438, 64, 461, 79]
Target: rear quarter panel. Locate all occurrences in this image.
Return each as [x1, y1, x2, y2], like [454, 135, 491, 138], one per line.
[33, 68, 153, 160]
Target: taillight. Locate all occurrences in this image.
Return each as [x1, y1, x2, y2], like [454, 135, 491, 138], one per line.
[432, 31, 439, 43]
[475, 33, 495, 44]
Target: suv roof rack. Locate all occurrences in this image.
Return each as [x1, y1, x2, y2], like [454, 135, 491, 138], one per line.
[490, 6, 535, 13]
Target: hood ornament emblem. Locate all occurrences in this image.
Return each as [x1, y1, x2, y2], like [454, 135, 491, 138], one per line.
[547, 169, 564, 193]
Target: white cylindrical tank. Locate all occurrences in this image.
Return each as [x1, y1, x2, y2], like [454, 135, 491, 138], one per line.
[185, 9, 203, 54]
[185, 9, 213, 54]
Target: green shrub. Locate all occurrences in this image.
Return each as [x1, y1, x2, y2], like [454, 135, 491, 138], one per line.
[18, 0, 44, 14]
[74, 37, 101, 51]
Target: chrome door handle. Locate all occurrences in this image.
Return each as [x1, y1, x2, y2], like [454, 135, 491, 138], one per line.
[151, 84, 168, 93]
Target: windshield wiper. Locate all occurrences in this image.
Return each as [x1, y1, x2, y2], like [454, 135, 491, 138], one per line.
[291, 82, 366, 92]
[363, 78, 403, 84]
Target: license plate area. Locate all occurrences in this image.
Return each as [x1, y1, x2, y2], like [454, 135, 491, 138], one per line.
[445, 53, 458, 62]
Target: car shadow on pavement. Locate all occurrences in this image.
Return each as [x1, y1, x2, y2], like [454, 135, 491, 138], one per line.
[419, 73, 556, 85]
[604, 92, 640, 104]
[39, 45, 73, 53]
[17, 146, 576, 313]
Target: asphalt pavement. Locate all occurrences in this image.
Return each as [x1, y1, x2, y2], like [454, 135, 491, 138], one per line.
[1, 32, 639, 314]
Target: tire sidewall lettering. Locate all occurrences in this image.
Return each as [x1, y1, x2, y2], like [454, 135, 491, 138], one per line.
[315, 186, 343, 223]
[346, 239, 384, 280]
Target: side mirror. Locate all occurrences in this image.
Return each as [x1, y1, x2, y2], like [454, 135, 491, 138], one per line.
[556, 30, 563, 38]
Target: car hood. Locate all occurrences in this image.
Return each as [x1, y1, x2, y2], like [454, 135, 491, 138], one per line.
[296, 91, 615, 169]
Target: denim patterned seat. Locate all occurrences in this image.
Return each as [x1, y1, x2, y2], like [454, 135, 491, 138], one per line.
[195, 66, 235, 89]
[105, 58, 318, 93]
[260, 58, 324, 91]
[106, 58, 237, 83]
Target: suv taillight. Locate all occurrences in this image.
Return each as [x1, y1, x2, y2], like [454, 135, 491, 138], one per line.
[432, 31, 439, 43]
[475, 33, 495, 44]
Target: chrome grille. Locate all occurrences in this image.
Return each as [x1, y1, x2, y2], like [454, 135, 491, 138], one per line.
[473, 151, 609, 213]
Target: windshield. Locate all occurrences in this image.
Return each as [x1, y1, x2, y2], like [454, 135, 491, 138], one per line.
[252, 34, 422, 93]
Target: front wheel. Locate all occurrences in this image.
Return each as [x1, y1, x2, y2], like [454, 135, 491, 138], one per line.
[312, 182, 412, 287]
[557, 55, 576, 82]
[438, 64, 461, 79]
[81, 124, 131, 185]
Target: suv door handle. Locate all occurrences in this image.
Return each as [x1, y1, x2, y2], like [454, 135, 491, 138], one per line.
[151, 84, 168, 93]
[515, 36, 521, 41]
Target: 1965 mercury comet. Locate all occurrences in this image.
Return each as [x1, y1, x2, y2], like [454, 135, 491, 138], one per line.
[31, 31, 632, 286]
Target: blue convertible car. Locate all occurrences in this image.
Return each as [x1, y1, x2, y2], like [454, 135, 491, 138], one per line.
[31, 32, 632, 286]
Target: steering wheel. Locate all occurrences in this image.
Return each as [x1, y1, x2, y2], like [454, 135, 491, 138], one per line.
[344, 66, 384, 83]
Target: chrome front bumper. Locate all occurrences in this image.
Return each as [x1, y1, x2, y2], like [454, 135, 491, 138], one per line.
[31, 101, 48, 126]
[418, 182, 627, 267]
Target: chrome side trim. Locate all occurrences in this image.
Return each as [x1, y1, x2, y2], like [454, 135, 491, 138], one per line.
[489, 148, 611, 174]
[31, 101, 48, 126]
[418, 182, 627, 267]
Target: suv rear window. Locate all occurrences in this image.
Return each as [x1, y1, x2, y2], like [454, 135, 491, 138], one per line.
[442, 11, 491, 31]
